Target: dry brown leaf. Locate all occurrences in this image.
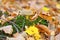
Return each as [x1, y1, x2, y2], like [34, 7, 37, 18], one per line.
[20, 9, 34, 15]
[26, 37, 35, 40]
[0, 25, 13, 34]
[7, 37, 25, 40]
[55, 33, 60, 40]
[6, 16, 14, 21]
[36, 24, 51, 36]
[39, 14, 52, 22]
[13, 32, 28, 38]
[7, 32, 27, 40]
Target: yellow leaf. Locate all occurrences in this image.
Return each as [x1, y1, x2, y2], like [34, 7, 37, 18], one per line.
[26, 16, 29, 19]
[25, 26, 39, 35]
[34, 33, 41, 40]
[42, 7, 50, 12]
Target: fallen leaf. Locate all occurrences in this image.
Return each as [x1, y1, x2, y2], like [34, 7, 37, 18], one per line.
[55, 33, 60, 40]
[20, 9, 34, 15]
[7, 32, 26, 40]
[26, 37, 35, 40]
[0, 25, 13, 34]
